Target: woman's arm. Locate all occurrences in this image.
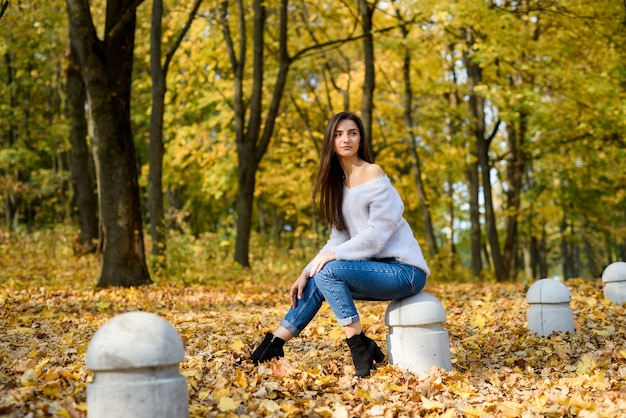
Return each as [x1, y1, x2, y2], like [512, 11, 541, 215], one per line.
[302, 227, 349, 273]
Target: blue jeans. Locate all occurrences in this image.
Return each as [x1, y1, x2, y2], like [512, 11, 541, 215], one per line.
[279, 259, 426, 336]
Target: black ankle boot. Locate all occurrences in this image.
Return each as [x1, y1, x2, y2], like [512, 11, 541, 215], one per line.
[249, 332, 285, 364]
[346, 332, 385, 377]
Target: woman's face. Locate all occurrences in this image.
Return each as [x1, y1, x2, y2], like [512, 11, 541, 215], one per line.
[333, 119, 361, 159]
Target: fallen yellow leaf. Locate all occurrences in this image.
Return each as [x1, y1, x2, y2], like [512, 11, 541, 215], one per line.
[217, 396, 240, 412]
[229, 337, 244, 351]
[260, 399, 281, 414]
[421, 397, 444, 410]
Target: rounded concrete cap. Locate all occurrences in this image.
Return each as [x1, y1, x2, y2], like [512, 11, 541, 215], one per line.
[87, 311, 185, 371]
[385, 291, 446, 327]
[602, 261, 626, 283]
[526, 279, 571, 304]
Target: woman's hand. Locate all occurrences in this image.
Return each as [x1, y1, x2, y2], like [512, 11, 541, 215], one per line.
[290, 270, 310, 308]
[308, 251, 336, 277]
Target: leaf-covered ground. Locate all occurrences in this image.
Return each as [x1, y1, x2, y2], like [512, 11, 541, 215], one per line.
[1, 230, 625, 417]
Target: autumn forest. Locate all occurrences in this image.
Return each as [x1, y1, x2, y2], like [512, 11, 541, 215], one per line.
[1, 0, 626, 416]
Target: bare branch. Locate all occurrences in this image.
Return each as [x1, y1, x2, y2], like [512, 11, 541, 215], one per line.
[163, 0, 204, 74]
[486, 119, 502, 147]
[291, 18, 420, 62]
[219, 1, 237, 71]
[0, 1, 9, 21]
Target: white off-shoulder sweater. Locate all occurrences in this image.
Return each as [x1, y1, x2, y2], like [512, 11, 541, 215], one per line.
[306, 175, 430, 276]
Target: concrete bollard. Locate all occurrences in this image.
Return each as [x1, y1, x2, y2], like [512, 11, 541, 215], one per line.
[86, 311, 189, 418]
[384, 291, 452, 376]
[602, 261, 626, 305]
[526, 279, 575, 337]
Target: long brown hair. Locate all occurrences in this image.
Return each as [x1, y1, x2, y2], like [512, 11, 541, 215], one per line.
[312, 112, 373, 231]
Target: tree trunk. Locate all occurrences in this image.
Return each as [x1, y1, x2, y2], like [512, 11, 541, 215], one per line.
[446, 175, 457, 260]
[522, 236, 533, 281]
[467, 145, 482, 277]
[476, 96, 505, 282]
[619, 209, 626, 260]
[456, 35, 482, 278]
[560, 215, 571, 279]
[148, 0, 203, 265]
[148, 0, 166, 264]
[442, 48, 462, 271]
[502, 116, 527, 280]
[66, 0, 151, 287]
[3, 51, 20, 228]
[399, 38, 438, 257]
[235, 145, 259, 266]
[581, 220, 599, 277]
[358, 0, 375, 158]
[223, 0, 291, 267]
[66, 40, 99, 253]
[464, 27, 505, 281]
[538, 225, 548, 278]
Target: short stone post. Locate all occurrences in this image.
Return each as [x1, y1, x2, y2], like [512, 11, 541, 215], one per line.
[86, 311, 189, 418]
[602, 261, 626, 304]
[526, 279, 575, 337]
[384, 291, 452, 376]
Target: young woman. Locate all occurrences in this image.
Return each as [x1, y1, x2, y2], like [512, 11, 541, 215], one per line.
[248, 112, 429, 377]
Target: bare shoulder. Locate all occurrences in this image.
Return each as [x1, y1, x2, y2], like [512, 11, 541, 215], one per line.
[363, 163, 385, 180]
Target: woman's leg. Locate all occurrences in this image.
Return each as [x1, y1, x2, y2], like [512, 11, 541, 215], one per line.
[313, 259, 425, 328]
[313, 260, 426, 376]
[249, 276, 325, 363]
[272, 326, 296, 342]
[278, 276, 325, 337]
[344, 322, 362, 338]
